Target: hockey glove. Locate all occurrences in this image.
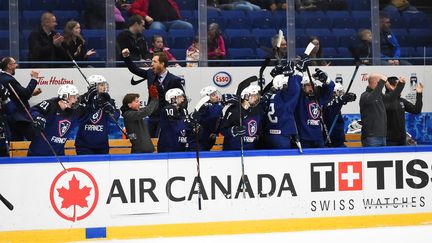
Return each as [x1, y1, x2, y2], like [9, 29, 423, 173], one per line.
[295, 56, 308, 72]
[189, 111, 202, 124]
[33, 116, 46, 130]
[0, 84, 10, 101]
[313, 68, 330, 85]
[341, 92, 357, 104]
[222, 94, 239, 105]
[270, 64, 284, 77]
[102, 102, 115, 114]
[149, 84, 159, 99]
[231, 125, 246, 137]
[282, 61, 295, 76]
[83, 84, 97, 103]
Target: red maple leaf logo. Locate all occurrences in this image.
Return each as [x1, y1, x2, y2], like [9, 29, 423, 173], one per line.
[57, 174, 92, 221]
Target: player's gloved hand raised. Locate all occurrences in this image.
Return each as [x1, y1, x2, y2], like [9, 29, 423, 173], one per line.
[222, 94, 239, 105]
[149, 84, 158, 99]
[282, 61, 295, 76]
[270, 64, 284, 77]
[83, 84, 97, 103]
[0, 84, 10, 101]
[95, 92, 111, 108]
[313, 68, 330, 85]
[295, 56, 308, 72]
[33, 116, 46, 130]
[231, 125, 246, 137]
[341, 92, 357, 104]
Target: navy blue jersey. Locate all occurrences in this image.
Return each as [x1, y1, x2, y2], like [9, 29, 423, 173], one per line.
[197, 102, 223, 151]
[295, 82, 334, 144]
[28, 98, 86, 156]
[220, 103, 264, 151]
[323, 96, 346, 147]
[264, 74, 302, 136]
[75, 99, 120, 150]
[157, 104, 194, 152]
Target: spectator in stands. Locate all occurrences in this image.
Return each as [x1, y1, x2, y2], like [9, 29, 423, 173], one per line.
[84, 0, 106, 29]
[208, 0, 262, 11]
[114, 2, 127, 30]
[0, 57, 41, 141]
[271, 34, 287, 63]
[296, 0, 317, 11]
[359, 73, 403, 147]
[384, 76, 423, 146]
[308, 36, 329, 66]
[379, 12, 412, 65]
[28, 12, 64, 68]
[121, 90, 159, 153]
[149, 35, 181, 67]
[186, 36, 199, 67]
[128, 0, 193, 31]
[349, 29, 372, 65]
[116, 15, 151, 63]
[59, 20, 96, 66]
[382, 0, 418, 14]
[207, 23, 226, 67]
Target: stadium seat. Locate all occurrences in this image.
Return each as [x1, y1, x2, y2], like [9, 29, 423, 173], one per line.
[305, 28, 332, 37]
[0, 50, 10, 58]
[356, 17, 371, 29]
[169, 48, 186, 61]
[326, 10, 350, 18]
[252, 28, 277, 48]
[227, 48, 256, 66]
[20, 49, 29, 61]
[305, 16, 332, 29]
[0, 37, 8, 50]
[0, 30, 7, 38]
[256, 48, 271, 59]
[408, 28, 432, 48]
[168, 29, 194, 49]
[339, 35, 359, 48]
[143, 29, 168, 45]
[346, 0, 370, 10]
[176, 0, 198, 10]
[20, 0, 57, 11]
[0, 11, 8, 30]
[53, 10, 81, 28]
[21, 10, 45, 30]
[250, 11, 279, 29]
[331, 16, 357, 29]
[322, 47, 339, 58]
[350, 11, 370, 19]
[225, 29, 256, 48]
[320, 35, 338, 48]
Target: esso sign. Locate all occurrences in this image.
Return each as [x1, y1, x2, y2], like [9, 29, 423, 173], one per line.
[213, 71, 232, 87]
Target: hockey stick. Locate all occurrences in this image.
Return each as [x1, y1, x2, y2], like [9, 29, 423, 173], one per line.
[259, 57, 271, 93]
[192, 96, 210, 210]
[303, 42, 332, 145]
[65, 51, 90, 86]
[8, 84, 68, 172]
[328, 63, 360, 136]
[235, 76, 258, 198]
[0, 193, 13, 211]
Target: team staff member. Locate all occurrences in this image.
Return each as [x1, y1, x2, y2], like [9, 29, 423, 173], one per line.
[360, 73, 404, 147]
[384, 76, 423, 146]
[122, 48, 185, 137]
[0, 57, 42, 141]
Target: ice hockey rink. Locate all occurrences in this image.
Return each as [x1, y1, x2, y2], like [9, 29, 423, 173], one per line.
[71, 225, 432, 243]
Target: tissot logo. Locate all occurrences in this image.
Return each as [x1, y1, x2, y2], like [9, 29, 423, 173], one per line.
[311, 162, 362, 192]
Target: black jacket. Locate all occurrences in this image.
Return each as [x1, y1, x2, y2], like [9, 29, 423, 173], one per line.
[28, 26, 63, 67]
[360, 80, 403, 139]
[116, 30, 151, 61]
[385, 91, 422, 144]
[123, 56, 185, 119]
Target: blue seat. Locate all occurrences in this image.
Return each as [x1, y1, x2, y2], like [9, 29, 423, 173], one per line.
[331, 17, 357, 29]
[0, 30, 8, 38]
[251, 15, 279, 29]
[21, 10, 45, 30]
[54, 0, 85, 11]
[339, 35, 359, 48]
[256, 48, 271, 59]
[356, 17, 371, 29]
[228, 48, 256, 66]
[298, 11, 325, 18]
[179, 10, 193, 20]
[320, 35, 338, 48]
[0, 50, 10, 58]
[21, 0, 58, 11]
[305, 28, 332, 37]
[87, 36, 106, 49]
[20, 49, 29, 61]
[168, 29, 194, 49]
[390, 17, 407, 29]
[169, 48, 186, 61]
[304, 16, 332, 29]
[208, 17, 227, 30]
[346, 0, 370, 10]
[225, 29, 256, 48]
[252, 28, 277, 48]
[350, 11, 370, 19]
[220, 10, 246, 19]
[53, 10, 81, 27]
[321, 47, 339, 58]
[296, 35, 309, 47]
[400, 47, 417, 57]
[176, 0, 197, 10]
[333, 28, 357, 37]
[408, 28, 432, 47]
[0, 37, 8, 50]
[326, 10, 350, 18]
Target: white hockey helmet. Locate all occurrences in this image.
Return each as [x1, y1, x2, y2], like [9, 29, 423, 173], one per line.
[272, 74, 289, 90]
[240, 84, 260, 100]
[300, 76, 311, 86]
[165, 88, 184, 103]
[88, 74, 109, 92]
[334, 82, 344, 96]
[58, 84, 79, 100]
[200, 86, 218, 97]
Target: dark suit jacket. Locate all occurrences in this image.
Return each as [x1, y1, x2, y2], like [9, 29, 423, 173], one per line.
[124, 57, 185, 118]
[0, 72, 37, 122]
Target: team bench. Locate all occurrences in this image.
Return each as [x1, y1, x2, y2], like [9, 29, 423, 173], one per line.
[8, 134, 361, 157]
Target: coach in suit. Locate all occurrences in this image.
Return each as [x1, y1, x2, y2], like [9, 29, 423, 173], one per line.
[122, 48, 185, 137]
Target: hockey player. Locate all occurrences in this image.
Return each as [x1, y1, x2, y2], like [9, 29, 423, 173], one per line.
[295, 69, 335, 148]
[157, 88, 194, 152]
[263, 64, 303, 149]
[220, 84, 264, 151]
[323, 82, 357, 147]
[75, 75, 120, 155]
[28, 84, 87, 156]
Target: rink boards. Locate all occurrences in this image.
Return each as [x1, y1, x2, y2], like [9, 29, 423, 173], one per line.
[1, 146, 432, 242]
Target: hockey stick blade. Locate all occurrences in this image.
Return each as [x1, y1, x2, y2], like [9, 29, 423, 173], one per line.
[236, 76, 258, 96]
[194, 96, 210, 112]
